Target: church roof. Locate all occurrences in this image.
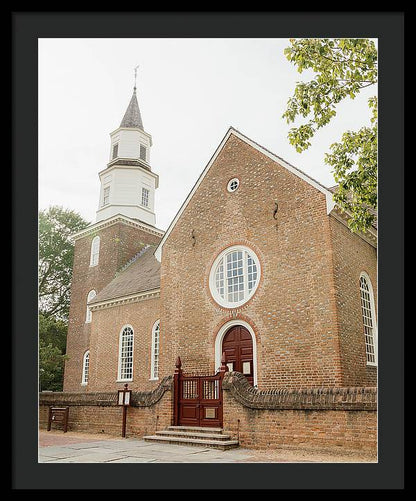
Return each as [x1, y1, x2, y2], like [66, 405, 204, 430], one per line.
[120, 87, 144, 129]
[89, 244, 160, 305]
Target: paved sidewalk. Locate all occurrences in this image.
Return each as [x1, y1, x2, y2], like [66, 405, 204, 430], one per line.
[38, 430, 377, 463]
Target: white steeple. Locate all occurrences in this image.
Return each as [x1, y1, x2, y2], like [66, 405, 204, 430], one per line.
[95, 81, 159, 226]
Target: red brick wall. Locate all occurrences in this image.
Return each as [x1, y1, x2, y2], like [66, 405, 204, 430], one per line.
[39, 381, 173, 438]
[64, 220, 162, 392]
[88, 297, 161, 392]
[223, 396, 377, 451]
[222, 372, 377, 452]
[329, 217, 378, 386]
[159, 134, 342, 389]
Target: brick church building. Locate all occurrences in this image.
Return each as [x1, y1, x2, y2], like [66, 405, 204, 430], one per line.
[52, 83, 378, 450]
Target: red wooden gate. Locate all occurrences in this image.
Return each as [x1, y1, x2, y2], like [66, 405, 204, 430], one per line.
[173, 355, 228, 428]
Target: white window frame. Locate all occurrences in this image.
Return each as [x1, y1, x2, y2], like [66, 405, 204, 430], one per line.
[117, 325, 134, 382]
[141, 186, 150, 208]
[140, 143, 147, 162]
[227, 177, 240, 192]
[89, 236, 100, 267]
[209, 245, 261, 308]
[102, 186, 110, 206]
[359, 272, 378, 366]
[81, 350, 90, 385]
[150, 320, 160, 381]
[85, 290, 96, 323]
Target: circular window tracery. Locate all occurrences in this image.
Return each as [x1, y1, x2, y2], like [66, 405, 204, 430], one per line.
[209, 245, 260, 308]
[227, 178, 240, 192]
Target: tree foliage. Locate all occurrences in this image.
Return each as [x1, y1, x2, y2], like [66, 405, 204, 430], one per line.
[39, 338, 68, 392]
[38, 206, 88, 390]
[282, 38, 378, 233]
[38, 206, 89, 320]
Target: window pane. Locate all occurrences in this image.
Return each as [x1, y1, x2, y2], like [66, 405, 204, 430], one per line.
[360, 276, 376, 364]
[120, 327, 133, 380]
[141, 187, 149, 207]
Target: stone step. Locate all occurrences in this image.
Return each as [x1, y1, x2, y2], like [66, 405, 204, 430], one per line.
[143, 434, 239, 450]
[167, 426, 224, 434]
[155, 429, 233, 441]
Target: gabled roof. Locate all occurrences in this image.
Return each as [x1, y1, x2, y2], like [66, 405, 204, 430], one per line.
[120, 87, 144, 129]
[154, 127, 345, 261]
[89, 244, 160, 306]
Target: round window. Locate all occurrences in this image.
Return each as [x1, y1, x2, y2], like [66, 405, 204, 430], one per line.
[209, 246, 260, 308]
[227, 178, 240, 192]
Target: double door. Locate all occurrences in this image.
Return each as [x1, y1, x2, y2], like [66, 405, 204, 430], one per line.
[222, 325, 254, 386]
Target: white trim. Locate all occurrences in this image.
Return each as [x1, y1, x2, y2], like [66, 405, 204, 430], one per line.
[117, 324, 134, 382]
[214, 319, 258, 387]
[85, 290, 96, 323]
[209, 245, 261, 308]
[71, 214, 164, 242]
[359, 272, 378, 366]
[149, 319, 160, 381]
[227, 177, 240, 193]
[89, 288, 160, 311]
[89, 236, 100, 267]
[81, 350, 90, 385]
[154, 127, 342, 262]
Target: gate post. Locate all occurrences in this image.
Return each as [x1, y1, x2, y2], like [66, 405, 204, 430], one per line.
[173, 356, 182, 426]
[218, 352, 229, 427]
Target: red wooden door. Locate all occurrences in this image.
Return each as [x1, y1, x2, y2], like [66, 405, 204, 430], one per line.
[178, 375, 223, 427]
[222, 325, 254, 385]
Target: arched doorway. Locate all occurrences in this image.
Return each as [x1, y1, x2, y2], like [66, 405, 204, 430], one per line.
[222, 325, 254, 386]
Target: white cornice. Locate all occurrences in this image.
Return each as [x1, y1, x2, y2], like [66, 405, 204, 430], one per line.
[89, 288, 160, 311]
[71, 214, 165, 243]
[98, 161, 159, 184]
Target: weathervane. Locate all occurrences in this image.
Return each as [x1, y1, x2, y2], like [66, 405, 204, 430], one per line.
[134, 65, 139, 90]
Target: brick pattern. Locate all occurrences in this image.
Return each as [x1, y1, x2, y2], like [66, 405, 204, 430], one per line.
[39, 377, 173, 437]
[159, 134, 370, 389]
[222, 373, 377, 451]
[329, 217, 378, 386]
[222, 371, 377, 410]
[87, 297, 161, 392]
[64, 221, 162, 392]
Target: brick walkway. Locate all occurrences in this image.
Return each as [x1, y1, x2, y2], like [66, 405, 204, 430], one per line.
[38, 430, 377, 463]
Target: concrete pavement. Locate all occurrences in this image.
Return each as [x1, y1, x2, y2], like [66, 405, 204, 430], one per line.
[38, 430, 377, 463]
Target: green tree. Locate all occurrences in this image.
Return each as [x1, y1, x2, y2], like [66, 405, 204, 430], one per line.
[39, 338, 68, 392]
[39, 206, 89, 320]
[282, 38, 377, 233]
[38, 206, 89, 390]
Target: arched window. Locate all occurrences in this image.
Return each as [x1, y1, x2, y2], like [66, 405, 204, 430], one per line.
[359, 273, 377, 365]
[118, 325, 134, 381]
[90, 236, 100, 267]
[81, 350, 90, 385]
[85, 290, 96, 323]
[150, 320, 160, 380]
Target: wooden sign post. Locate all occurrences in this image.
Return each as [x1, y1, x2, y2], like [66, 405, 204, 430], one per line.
[117, 383, 132, 438]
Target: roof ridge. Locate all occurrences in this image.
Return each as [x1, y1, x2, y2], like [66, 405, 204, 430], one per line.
[116, 244, 151, 276]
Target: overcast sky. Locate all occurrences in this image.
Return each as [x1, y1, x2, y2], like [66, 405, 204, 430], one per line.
[38, 38, 377, 231]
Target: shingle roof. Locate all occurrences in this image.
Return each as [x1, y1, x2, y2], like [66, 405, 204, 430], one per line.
[120, 87, 144, 129]
[89, 245, 160, 304]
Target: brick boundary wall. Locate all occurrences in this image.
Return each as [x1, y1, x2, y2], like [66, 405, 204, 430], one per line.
[222, 372, 377, 452]
[39, 376, 173, 438]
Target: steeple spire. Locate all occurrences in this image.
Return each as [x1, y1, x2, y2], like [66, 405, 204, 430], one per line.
[120, 70, 144, 129]
[96, 77, 157, 226]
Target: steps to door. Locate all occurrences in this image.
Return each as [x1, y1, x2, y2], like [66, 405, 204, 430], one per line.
[143, 426, 239, 450]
